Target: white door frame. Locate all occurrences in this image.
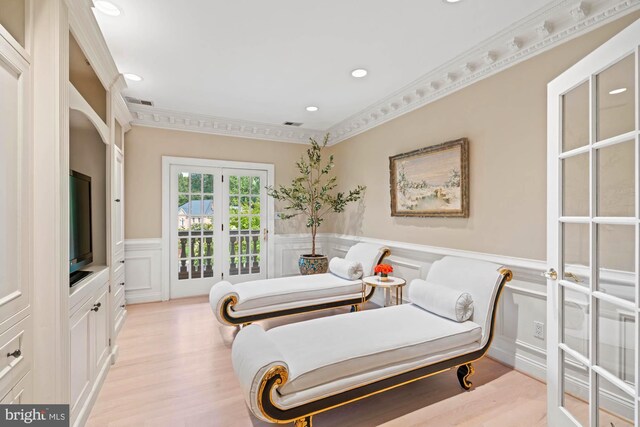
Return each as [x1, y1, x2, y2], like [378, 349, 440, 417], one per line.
[161, 156, 275, 300]
[547, 18, 640, 426]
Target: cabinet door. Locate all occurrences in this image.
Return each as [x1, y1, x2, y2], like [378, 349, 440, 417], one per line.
[92, 286, 110, 375]
[0, 28, 31, 331]
[112, 146, 124, 257]
[69, 299, 93, 421]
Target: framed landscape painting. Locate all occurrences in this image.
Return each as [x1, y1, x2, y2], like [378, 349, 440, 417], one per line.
[389, 138, 469, 217]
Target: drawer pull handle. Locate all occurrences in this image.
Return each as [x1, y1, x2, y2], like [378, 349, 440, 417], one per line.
[120, 304, 126, 308]
[120, 260, 125, 264]
[120, 282, 125, 286]
[91, 302, 101, 312]
[7, 349, 21, 359]
[115, 199, 121, 202]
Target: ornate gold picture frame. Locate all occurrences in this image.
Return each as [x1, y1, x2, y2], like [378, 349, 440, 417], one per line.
[389, 138, 469, 217]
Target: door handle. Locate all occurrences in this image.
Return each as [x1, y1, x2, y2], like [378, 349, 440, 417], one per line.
[263, 228, 269, 241]
[542, 268, 558, 280]
[7, 349, 21, 359]
[564, 272, 583, 283]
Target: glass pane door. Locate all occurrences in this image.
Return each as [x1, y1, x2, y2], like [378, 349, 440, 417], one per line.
[223, 169, 268, 283]
[547, 20, 640, 427]
[170, 166, 222, 298]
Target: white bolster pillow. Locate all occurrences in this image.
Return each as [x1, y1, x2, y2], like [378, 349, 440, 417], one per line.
[329, 257, 363, 280]
[409, 279, 474, 322]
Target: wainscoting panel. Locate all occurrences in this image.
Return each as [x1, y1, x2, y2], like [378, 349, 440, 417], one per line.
[124, 239, 163, 304]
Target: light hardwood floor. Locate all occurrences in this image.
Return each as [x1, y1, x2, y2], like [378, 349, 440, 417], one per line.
[87, 296, 554, 427]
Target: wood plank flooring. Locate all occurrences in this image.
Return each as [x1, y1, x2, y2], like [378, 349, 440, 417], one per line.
[87, 296, 554, 427]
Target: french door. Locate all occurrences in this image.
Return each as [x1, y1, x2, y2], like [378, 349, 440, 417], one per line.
[169, 163, 269, 298]
[547, 19, 640, 426]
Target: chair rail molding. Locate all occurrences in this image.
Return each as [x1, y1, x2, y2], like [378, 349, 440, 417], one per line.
[124, 0, 640, 145]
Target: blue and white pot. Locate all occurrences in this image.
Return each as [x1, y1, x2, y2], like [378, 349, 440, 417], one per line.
[298, 255, 329, 275]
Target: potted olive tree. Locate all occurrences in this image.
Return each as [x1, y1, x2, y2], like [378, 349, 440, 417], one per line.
[267, 134, 365, 275]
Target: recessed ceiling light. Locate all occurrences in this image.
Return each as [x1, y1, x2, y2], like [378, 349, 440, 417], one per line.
[94, 0, 121, 16]
[124, 73, 143, 82]
[443, 0, 463, 3]
[609, 87, 627, 95]
[351, 69, 368, 78]
[306, 106, 319, 112]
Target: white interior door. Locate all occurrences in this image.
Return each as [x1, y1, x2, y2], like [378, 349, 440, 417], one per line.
[222, 169, 268, 283]
[547, 19, 640, 427]
[170, 166, 223, 298]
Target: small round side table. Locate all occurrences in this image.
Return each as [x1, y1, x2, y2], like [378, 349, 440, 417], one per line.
[362, 275, 407, 308]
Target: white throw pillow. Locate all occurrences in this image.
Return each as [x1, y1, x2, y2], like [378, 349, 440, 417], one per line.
[409, 279, 474, 322]
[329, 257, 363, 280]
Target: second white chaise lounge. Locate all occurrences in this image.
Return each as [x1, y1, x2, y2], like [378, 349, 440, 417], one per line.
[209, 242, 390, 326]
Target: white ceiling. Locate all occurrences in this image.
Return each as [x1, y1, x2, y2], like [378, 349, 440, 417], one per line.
[94, 0, 557, 131]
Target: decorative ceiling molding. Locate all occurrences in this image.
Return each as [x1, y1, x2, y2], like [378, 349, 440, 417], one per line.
[126, 0, 640, 145]
[128, 104, 325, 144]
[327, 0, 640, 144]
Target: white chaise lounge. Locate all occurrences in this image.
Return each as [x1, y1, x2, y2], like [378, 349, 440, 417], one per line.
[231, 256, 512, 425]
[209, 243, 390, 326]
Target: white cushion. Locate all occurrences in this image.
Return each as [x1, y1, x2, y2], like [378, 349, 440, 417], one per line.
[267, 304, 481, 395]
[232, 273, 361, 311]
[409, 279, 474, 322]
[423, 256, 505, 346]
[345, 243, 389, 276]
[329, 257, 363, 280]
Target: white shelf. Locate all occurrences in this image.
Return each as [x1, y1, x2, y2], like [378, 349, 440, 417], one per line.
[68, 82, 109, 144]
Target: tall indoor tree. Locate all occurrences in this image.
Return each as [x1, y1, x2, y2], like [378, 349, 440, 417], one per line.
[267, 134, 366, 274]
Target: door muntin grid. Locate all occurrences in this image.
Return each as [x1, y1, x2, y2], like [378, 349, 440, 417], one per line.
[227, 174, 263, 277]
[177, 172, 215, 280]
[555, 49, 639, 426]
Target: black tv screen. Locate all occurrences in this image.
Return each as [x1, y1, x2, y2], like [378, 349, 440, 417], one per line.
[70, 170, 93, 277]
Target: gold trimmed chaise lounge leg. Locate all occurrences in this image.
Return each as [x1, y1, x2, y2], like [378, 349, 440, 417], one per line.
[456, 363, 475, 390]
[294, 415, 312, 427]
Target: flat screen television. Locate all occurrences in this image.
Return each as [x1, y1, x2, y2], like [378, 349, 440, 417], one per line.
[69, 170, 93, 286]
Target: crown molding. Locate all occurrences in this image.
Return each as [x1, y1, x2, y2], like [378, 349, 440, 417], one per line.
[128, 104, 325, 144]
[327, 0, 640, 144]
[124, 0, 640, 146]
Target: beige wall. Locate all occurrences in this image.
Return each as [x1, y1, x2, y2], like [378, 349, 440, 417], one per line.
[124, 126, 309, 238]
[328, 13, 640, 261]
[70, 116, 107, 265]
[124, 13, 639, 259]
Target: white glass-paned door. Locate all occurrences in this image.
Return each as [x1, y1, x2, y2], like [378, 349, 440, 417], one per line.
[169, 164, 270, 296]
[170, 166, 223, 298]
[547, 19, 640, 427]
[223, 169, 268, 283]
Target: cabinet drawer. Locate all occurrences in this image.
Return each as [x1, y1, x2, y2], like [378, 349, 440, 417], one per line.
[114, 291, 126, 336]
[0, 371, 32, 404]
[113, 271, 125, 301]
[0, 316, 31, 400]
[113, 257, 125, 278]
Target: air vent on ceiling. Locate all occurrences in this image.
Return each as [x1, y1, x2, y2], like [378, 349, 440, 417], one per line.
[283, 121, 303, 127]
[125, 96, 154, 107]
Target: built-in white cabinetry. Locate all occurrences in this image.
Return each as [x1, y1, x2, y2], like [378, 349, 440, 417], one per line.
[113, 146, 125, 258]
[1, 0, 132, 419]
[69, 268, 111, 426]
[0, 0, 33, 406]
